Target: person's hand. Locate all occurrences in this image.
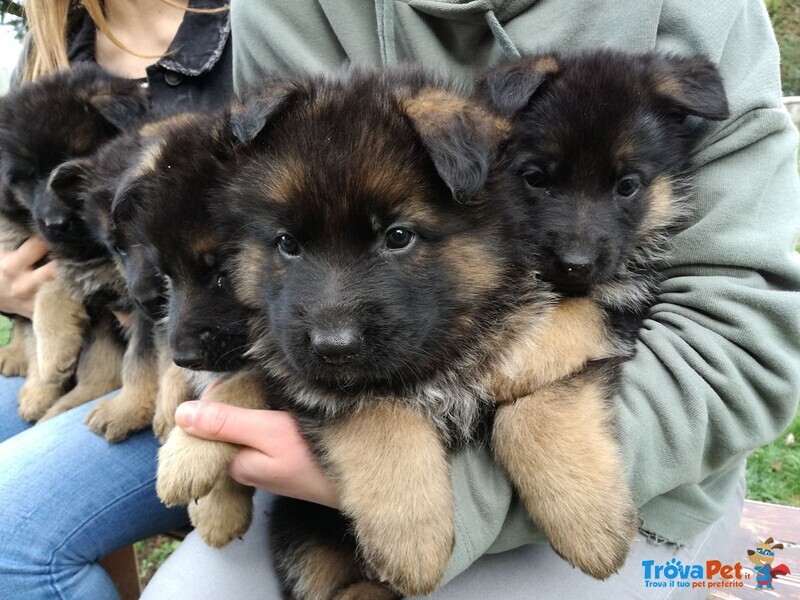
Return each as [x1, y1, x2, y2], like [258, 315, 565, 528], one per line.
[174, 398, 341, 509]
[0, 236, 56, 319]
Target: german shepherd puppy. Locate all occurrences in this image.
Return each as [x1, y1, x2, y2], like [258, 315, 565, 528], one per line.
[478, 50, 730, 577]
[0, 63, 149, 421]
[111, 112, 263, 546]
[156, 68, 536, 598]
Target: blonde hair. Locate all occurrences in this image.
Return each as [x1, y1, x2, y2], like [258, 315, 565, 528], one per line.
[23, 0, 228, 82]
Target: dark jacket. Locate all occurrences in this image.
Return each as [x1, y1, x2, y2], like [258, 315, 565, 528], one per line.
[12, 0, 232, 112]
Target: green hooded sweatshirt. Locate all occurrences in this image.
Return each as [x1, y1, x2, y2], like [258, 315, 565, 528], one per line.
[230, 0, 800, 583]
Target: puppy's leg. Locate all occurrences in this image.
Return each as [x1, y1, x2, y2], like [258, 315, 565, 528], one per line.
[270, 496, 398, 600]
[187, 476, 255, 548]
[317, 403, 453, 597]
[39, 317, 124, 422]
[492, 372, 638, 579]
[32, 280, 89, 385]
[152, 359, 191, 443]
[493, 298, 614, 402]
[0, 319, 29, 377]
[156, 370, 266, 505]
[85, 311, 159, 442]
[18, 322, 67, 422]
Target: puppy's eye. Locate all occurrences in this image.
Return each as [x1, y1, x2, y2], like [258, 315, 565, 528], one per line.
[277, 234, 301, 257]
[112, 243, 127, 257]
[615, 176, 641, 198]
[217, 275, 226, 289]
[7, 167, 35, 185]
[385, 227, 415, 250]
[522, 168, 548, 190]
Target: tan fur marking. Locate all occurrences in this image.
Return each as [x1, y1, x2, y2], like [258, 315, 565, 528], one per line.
[231, 243, 272, 308]
[32, 280, 89, 385]
[84, 333, 158, 442]
[401, 88, 510, 144]
[653, 73, 686, 105]
[640, 176, 675, 235]
[292, 544, 362, 600]
[261, 155, 307, 204]
[41, 318, 124, 421]
[319, 403, 453, 596]
[334, 581, 398, 600]
[528, 56, 560, 76]
[17, 321, 64, 422]
[442, 234, 503, 300]
[139, 112, 198, 138]
[493, 297, 613, 402]
[492, 374, 637, 579]
[131, 138, 166, 178]
[153, 359, 192, 443]
[188, 477, 254, 548]
[0, 321, 29, 377]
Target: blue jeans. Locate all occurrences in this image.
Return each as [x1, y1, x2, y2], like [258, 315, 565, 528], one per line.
[0, 376, 188, 600]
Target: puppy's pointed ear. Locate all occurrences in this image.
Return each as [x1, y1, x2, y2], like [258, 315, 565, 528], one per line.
[747, 550, 755, 556]
[88, 88, 150, 131]
[228, 81, 303, 145]
[48, 158, 93, 206]
[772, 543, 784, 550]
[400, 89, 510, 201]
[478, 55, 559, 116]
[652, 56, 729, 121]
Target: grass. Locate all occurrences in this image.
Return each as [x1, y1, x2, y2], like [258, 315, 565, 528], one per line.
[0, 315, 10, 346]
[134, 537, 181, 587]
[767, 0, 800, 95]
[746, 413, 800, 506]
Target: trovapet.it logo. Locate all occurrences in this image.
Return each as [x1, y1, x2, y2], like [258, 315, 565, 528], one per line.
[642, 557, 749, 591]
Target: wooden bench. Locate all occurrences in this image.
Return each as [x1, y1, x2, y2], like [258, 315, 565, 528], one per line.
[708, 500, 800, 599]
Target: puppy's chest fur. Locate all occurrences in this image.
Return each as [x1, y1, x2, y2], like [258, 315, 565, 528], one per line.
[0, 215, 34, 250]
[57, 258, 130, 312]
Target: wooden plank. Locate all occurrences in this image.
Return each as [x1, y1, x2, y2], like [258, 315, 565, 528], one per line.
[100, 545, 141, 600]
[709, 501, 800, 599]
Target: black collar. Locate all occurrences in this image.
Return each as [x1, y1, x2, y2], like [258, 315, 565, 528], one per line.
[68, 0, 230, 77]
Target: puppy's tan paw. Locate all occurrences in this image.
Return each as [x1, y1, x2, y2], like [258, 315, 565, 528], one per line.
[546, 489, 638, 579]
[188, 479, 254, 548]
[334, 581, 399, 600]
[153, 400, 177, 444]
[156, 427, 237, 506]
[356, 506, 453, 596]
[85, 392, 154, 443]
[0, 345, 27, 377]
[18, 380, 62, 422]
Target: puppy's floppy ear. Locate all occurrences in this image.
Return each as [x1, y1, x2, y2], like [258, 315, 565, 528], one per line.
[771, 543, 784, 550]
[478, 55, 559, 116]
[651, 55, 729, 121]
[48, 158, 93, 207]
[228, 80, 303, 145]
[400, 88, 510, 201]
[87, 87, 150, 131]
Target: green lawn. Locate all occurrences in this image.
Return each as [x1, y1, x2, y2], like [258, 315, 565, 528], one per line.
[767, 0, 800, 95]
[0, 315, 10, 346]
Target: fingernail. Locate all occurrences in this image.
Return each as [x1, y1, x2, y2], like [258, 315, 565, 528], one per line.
[175, 401, 199, 429]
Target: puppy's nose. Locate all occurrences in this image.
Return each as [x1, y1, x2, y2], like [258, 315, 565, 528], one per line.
[172, 347, 205, 369]
[555, 252, 594, 278]
[311, 327, 361, 364]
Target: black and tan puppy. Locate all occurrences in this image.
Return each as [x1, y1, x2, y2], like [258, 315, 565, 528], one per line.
[156, 68, 536, 599]
[111, 113, 263, 545]
[0, 64, 149, 421]
[478, 50, 730, 577]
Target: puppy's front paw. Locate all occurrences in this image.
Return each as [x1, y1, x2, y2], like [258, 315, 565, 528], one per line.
[85, 392, 154, 443]
[188, 478, 254, 548]
[18, 380, 62, 422]
[156, 427, 238, 506]
[546, 487, 638, 579]
[0, 344, 27, 377]
[153, 399, 178, 444]
[334, 582, 399, 600]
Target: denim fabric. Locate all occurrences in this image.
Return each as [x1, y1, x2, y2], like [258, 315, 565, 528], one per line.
[0, 382, 188, 600]
[0, 376, 28, 442]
